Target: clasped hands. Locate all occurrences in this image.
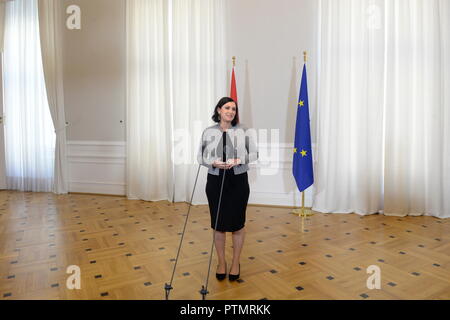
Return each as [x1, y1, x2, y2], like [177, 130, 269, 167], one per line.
[212, 158, 241, 170]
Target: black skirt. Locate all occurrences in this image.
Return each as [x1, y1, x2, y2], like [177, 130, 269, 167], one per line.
[206, 169, 250, 232]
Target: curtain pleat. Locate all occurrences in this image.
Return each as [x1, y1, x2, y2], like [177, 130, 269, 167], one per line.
[38, 0, 68, 194]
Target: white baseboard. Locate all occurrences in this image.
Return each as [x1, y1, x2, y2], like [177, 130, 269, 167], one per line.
[69, 181, 126, 195]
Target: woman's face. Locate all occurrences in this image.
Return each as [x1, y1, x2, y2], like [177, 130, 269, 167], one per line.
[218, 101, 236, 123]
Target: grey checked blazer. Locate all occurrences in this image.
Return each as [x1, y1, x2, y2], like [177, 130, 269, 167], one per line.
[197, 124, 258, 175]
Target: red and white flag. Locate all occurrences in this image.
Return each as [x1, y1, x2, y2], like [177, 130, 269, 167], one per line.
[230, 66, 238, 103]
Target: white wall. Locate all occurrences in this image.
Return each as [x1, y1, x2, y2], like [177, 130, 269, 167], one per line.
[62, 0, 126, 142]
[62, 0, 318, 206]
[226, 0, 318, 143]
[61, 0, 127, 194]
[226, 0, 319, 206]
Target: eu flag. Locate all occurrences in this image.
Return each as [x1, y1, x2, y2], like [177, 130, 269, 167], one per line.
[293, 64, 314, 192]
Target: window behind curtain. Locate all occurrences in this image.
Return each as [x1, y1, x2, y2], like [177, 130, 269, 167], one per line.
[2, 0, 55, 192]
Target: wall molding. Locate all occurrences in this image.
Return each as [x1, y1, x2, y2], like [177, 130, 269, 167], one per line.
[67, 140, 126, 195]
[66, 140, 314, 206]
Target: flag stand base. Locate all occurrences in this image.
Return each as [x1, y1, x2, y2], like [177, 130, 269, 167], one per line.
[291, 191, 314, 233]
[290, 208, 315, 216]
[290, 191, 315, 216]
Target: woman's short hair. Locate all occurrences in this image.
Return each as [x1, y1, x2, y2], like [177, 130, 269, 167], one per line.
[212, 97, 239, 126]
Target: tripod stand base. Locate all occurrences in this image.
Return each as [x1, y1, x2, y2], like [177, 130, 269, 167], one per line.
[199, 286, 209, 300]
[164, 283, 173, 300]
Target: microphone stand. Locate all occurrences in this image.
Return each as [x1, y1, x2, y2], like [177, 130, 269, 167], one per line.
[200, 131, 228, 300]
[165, 131, 229, 301]
[164, 164, 201, 300]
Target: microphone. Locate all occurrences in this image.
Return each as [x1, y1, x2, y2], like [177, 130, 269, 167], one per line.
[222, 131, 227, 163]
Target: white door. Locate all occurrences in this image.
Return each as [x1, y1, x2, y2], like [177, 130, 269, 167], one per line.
[0, 53, 6, 189]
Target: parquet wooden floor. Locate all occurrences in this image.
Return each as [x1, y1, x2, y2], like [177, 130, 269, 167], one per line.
[0, 190, 449, 300]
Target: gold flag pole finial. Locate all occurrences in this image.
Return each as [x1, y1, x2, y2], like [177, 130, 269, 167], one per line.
[232, 56, 236, 67]
[303, 51, 307, 63]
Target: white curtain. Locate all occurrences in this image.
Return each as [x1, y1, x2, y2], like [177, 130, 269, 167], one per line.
[38, 0, 68, 194]
[313, 0, 385, 214]
[384, 0, 450, 218]
[171, 0, 227, 201]
[0, 1, 6, 52]
[315, 0, 450, 218]
[126, 0, 226, 202]
[3, 0, 55, 192]
[126, 0, 173, 201]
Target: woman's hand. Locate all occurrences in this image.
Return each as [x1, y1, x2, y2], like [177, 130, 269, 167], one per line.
[212, 160, 228, 169]
[226, 158, 241, 169]
[213, 159, 241, 169]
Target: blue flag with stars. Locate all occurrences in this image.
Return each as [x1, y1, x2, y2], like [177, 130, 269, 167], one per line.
[293, 64, 314, 192]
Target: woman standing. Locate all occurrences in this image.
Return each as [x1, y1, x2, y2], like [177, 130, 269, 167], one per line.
[197, 97, 258, 281]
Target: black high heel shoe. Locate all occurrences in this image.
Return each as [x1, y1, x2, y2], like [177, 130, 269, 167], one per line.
[229, 264, 240, 281]
[216, 263, 226, 281]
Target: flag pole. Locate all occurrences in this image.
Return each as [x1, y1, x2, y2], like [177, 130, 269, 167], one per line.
[291, 50, 314, 229]
[232, 56, 236, 67]
[301, 191, 305, 232]
[301, 51, 307, 231]
[301, 51, 306, 233]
